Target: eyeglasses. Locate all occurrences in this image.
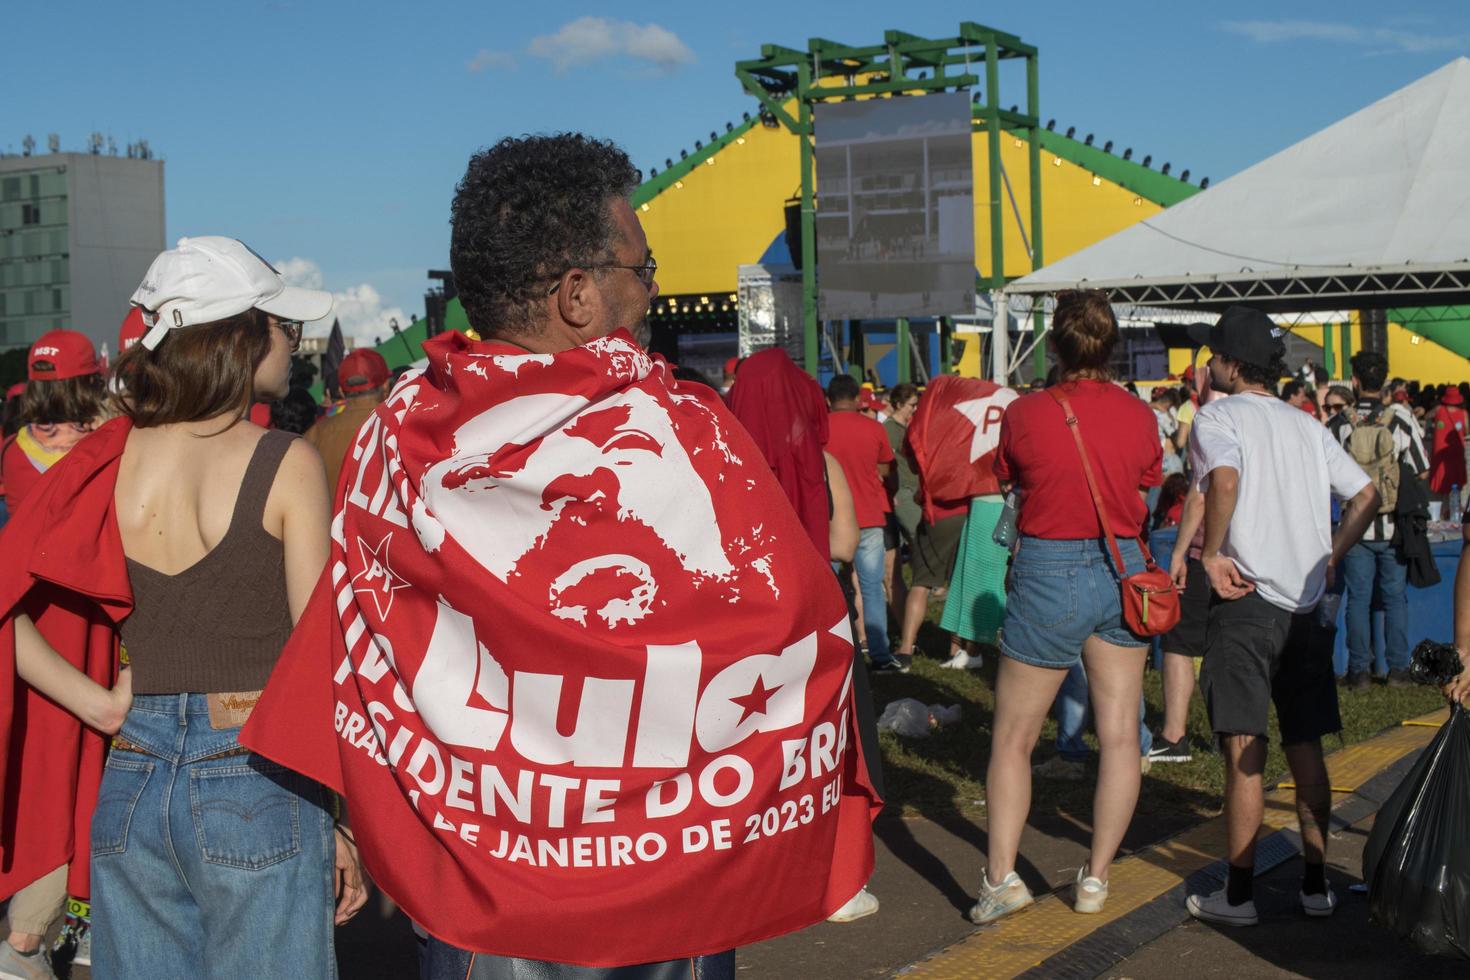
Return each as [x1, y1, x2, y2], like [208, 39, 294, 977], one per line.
[547, 255, 658, 295]
[1325, 402, 1348, 412]
[275, 319, 303, 352]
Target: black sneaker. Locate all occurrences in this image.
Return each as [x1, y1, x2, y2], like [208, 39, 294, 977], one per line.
[870, 655, 911, 675]
[1147, 734, 1192, 763]
[1342, 671, 1371, 691]
[1385, 668, 1413, 688]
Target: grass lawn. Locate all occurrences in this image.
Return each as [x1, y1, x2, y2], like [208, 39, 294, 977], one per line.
[871, 617, 1448, 821]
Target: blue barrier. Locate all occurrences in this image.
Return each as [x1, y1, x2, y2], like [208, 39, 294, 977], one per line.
[1147, 527, 1460, 676]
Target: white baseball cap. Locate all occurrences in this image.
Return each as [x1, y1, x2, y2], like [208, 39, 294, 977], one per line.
[129, 236, 333, 350]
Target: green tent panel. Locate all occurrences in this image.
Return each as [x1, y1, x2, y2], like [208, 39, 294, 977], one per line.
[1390, 306, 1470, 360]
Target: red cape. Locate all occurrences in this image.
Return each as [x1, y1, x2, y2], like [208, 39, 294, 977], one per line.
[0, 418, 130, 900]
[243, 331, 877, 965]
[726, 349, 831, 560]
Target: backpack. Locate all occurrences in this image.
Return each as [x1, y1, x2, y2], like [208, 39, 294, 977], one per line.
[1348, 410, 1399, 514]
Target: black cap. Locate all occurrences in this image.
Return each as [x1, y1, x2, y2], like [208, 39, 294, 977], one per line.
[1187, 306, 1286, 370]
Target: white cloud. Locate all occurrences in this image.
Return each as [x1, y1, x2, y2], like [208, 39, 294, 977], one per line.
[274, 256, 323, 290]
[466, 49, 517, 73]
[1220, 20, 1468, 54]
[526, 17, 694, 74]
[276, 257, 410, 345]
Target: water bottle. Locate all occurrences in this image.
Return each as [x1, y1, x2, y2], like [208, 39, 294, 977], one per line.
[992, 491, 1020, 549]
[1450, 484, 1463, 525]
[1317, 587, 1343, 629]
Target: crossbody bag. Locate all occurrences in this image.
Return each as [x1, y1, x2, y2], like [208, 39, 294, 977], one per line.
[1048, 388, 1181, 636]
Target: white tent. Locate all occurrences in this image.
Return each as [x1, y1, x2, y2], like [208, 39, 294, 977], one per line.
[1003, 57, 1470, 313]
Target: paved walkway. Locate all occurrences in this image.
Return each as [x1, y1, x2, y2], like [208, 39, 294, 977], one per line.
[889, 709, 1456, 980]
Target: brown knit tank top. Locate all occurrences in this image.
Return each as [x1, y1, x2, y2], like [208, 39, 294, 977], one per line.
[120, 430, 297, 694]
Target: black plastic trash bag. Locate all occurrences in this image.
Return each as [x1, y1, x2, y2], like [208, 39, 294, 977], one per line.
[1361, 703, 1470, 959]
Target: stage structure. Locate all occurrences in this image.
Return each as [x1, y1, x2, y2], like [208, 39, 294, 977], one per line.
[814, 92, 976, 320]
[736, 23, 1046, 378]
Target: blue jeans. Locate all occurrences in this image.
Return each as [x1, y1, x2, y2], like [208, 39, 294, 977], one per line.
[1055, 661, 1152, 761]
[1343, 539, 1409, 674]
[422, 937, 735, 979]
[90, 694, 337, 980]
[854, 525, 892, 664]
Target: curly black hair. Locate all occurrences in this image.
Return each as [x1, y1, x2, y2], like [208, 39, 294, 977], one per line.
[270, 386, 321, 435]
[450, 134, 639, 337]
[1349, 349, 1389, 392]
[1235, 354, 1286, 389]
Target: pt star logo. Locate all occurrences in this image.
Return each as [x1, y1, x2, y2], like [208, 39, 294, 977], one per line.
[729, 673, 779, 725]
[954, 389, 1018, 462]
[351, 533, 409, 620]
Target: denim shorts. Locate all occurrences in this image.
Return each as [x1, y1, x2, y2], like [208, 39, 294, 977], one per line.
[999, 537, 1149, 669]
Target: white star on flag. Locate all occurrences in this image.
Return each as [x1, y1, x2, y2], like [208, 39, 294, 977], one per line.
[351, 533, 410, 620]
[953, 390, 1018, 462]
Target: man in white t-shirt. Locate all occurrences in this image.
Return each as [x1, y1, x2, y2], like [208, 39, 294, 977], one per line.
[1182, 306, 1379, 929]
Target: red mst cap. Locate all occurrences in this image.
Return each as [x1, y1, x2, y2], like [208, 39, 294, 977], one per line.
[340, 349, 390, 394]
[119, 307, 148, 353]
[28, 329, 101, 381]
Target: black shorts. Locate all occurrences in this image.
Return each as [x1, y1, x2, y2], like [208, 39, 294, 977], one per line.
[1199, 591, 1341, 745]
[910, 513, 966, 589]
[1161, 558, 1209, 657]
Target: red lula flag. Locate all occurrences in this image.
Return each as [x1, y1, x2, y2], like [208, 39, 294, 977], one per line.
[905, 375, 1018, 523]
[241, 329, 877, 966]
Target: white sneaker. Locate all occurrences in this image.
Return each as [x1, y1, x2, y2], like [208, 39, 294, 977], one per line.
[940, 650, 985, 670]
[1186, 888, 1259, 927]
[968, 870, 1034, 924]
[1300, 887, 1338, 917]
[827, 887, 879, 922]
[1074, 864, 1108, 914]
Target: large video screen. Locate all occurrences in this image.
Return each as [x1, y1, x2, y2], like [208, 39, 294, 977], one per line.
[814, 92, 976, 320]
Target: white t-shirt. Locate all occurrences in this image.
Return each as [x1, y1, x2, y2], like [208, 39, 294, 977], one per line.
[1189, 391, 1371, 613]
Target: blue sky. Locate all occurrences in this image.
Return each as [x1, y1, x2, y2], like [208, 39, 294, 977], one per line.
[7, 1, 1467, 340]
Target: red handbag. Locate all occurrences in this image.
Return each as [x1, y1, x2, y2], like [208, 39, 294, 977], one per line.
[1048, 388, 1182, 637]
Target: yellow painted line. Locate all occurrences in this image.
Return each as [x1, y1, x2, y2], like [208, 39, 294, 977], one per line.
[900, 712, 1444, 980]
[1276, 784, 1357, 793]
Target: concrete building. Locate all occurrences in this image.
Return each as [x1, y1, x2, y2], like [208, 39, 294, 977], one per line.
[0, 152, 165, 352]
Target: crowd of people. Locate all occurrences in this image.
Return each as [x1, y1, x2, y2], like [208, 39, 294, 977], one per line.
[0, 130, 1464, 980]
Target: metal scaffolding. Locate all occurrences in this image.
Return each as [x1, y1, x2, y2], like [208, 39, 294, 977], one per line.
[735, 23, 1044, 379]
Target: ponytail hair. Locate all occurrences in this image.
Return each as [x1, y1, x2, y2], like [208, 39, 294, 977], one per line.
[1051, 289, 1119, 380]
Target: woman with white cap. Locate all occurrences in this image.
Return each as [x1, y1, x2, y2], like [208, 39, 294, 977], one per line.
[0, 237, 365, 979]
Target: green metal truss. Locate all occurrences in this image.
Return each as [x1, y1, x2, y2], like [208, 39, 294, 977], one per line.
[733, 23, 1044, 378]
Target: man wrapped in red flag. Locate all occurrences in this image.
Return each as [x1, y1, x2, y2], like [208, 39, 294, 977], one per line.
[241, 135, 878, 977]
[900, 376, 1018, 668]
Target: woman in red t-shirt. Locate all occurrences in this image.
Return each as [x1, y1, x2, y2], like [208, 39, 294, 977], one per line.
[970, 291, 1161, 926]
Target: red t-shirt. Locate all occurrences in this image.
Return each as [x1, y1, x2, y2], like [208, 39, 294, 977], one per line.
[1430, 405, 1468, 493]
[993, 380, 1162, 539]
[826, 410, 895, 529]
